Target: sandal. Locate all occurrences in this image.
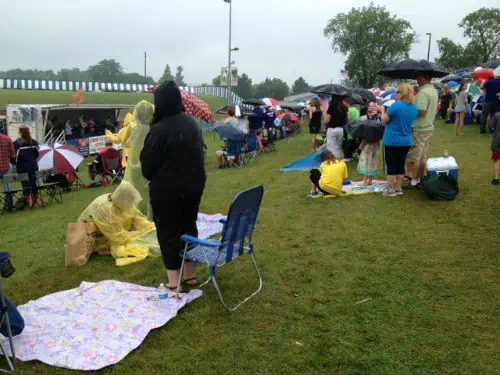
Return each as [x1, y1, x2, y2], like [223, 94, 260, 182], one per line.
[166, 284, 183, 293]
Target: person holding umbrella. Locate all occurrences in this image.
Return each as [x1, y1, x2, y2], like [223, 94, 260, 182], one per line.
[324, 97, 350, 159]
[376, 83, 418, 196]
[406, 74, 439, 187]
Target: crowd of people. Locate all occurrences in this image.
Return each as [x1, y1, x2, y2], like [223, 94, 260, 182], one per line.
[305, 65, 500, 197]
[47, 114, 121, 140]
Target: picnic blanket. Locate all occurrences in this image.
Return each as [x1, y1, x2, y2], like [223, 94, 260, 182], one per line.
[1, 280, 202, 371]
[323, 180, 387, 198]
[197, 213, 226, 239]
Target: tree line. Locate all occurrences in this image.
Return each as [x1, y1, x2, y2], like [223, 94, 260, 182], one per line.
[323, 3, 500, 88]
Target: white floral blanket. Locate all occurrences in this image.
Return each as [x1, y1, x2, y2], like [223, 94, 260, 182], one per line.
[1, 280, 202, 371]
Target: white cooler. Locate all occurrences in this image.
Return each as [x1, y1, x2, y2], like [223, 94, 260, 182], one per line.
[426, 156, 459, 182]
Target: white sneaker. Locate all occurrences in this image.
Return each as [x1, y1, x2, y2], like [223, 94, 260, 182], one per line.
[307, 191, 323, 198]
[411, 179, 420, 187]
[395, 189, 404, 196]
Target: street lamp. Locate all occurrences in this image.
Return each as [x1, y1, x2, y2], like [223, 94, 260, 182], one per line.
[224, 0, 239, 106]
[426, 33, 432, 62]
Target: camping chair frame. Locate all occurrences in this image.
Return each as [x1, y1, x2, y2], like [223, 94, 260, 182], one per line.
[223, 140, 245, 169]
[242, 134, 259, 165]
[261, 128, 277, 153]
[98, 155, 124, 185]
[36, 168, 63, 207]
[175, 185, 264, 311]
[1, 174, 30, 214]
[0, 280, 16, 373]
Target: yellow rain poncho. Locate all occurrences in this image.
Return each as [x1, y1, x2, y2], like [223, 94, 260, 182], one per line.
[105, 112, 134, 167]
[123, 100, 154, 218]
[79, 182, 159, 266]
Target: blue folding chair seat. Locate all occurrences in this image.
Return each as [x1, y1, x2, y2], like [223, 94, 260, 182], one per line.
[225, 139, 244, 168]
[176, 186, 264, 311]
[242, 134, 259, 165]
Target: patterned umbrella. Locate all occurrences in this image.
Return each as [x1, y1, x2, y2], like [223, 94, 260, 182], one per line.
[262, 98, 281, 108]
[180, 90, 214, 123]
[37, 143, 84, 174]
[278, 112, 299, 122]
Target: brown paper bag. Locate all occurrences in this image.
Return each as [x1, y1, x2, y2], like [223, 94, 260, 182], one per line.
[65, 220, 98, 267]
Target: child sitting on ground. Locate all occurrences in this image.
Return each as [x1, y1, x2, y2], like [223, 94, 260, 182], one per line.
[308, 149, 348, 198]
[357, 139, 379, 186]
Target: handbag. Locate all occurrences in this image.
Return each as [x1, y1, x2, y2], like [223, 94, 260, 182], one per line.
[65, 220, 98, 266]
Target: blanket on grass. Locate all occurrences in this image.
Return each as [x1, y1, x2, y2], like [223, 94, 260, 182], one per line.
[323, 180, 387, 198]
[1, 280, 202, 371]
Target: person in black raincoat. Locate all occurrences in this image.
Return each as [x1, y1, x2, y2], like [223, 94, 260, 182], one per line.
[141, 81, 206, 291]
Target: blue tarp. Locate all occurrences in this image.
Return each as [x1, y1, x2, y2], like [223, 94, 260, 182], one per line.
[281, 149, 322, 172]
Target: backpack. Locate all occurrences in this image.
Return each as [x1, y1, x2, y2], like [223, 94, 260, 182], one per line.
[421, 175, 459, 201]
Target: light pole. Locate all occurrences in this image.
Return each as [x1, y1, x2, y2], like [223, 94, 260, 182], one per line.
[426, 33, 432, 61]
[224, 0, 238, 106]
[144, 52, 147, 84]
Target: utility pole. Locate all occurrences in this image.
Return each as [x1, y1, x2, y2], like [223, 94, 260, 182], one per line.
[426, 33, 432, 62]
[227, 0, 232, 106]
[144, 52, 147, 84]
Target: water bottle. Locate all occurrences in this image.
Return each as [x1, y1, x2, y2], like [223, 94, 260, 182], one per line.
[158, 283, 169, 300]
[443, 150, 449, 159]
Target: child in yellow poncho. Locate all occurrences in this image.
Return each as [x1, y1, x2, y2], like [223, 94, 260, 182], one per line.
[79, 182, 158, 266]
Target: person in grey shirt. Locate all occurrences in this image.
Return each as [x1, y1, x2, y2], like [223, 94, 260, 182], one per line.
[454, 83, 469, 136]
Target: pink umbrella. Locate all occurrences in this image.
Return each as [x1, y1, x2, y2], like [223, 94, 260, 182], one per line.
[37, 143, 84, 174]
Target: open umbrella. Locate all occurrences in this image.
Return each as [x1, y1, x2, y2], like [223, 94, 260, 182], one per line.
[447, 81, 460, 88]
[278, 112, 299, 122]
[346, 93, 365, 106]
[383, 100, 396, 107]
[472, 68, 494, 81]
[37, 143, 84, 174]
[382, 93, 397, 102]
[378, 59, 448, 79]
[352, 88, 376, 103]
[214, 125, 245, 141]
[262, 98, 280, 108]
[440, 74, 461, 83]
[215, 105, 253, 116]
[180, 90, 215, 123]
[242, 98, 266, 106]
[309, 84, 351, 97]
[348, 120, 385, 142]
[485, 61, 500, 69]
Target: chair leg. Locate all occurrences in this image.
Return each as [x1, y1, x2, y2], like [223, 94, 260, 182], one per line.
[0, 286, 16, 372]
[212, 252, 263, 312]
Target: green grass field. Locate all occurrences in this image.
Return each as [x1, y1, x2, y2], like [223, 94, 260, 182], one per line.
[0, 90, 499, 374]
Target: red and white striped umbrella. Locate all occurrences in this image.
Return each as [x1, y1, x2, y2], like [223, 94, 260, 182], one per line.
[37, 143, 84, 174]
[262, 98, 281, 108]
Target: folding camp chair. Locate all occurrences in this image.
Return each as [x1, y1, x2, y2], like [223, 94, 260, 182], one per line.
[176, 185, 264, 311]
[242, 134, 259, 165]
[224, 139, 244, 168]
[36, 168, 63, 207]
[1, 174, 30, 213]
[101, 153, 124, 184]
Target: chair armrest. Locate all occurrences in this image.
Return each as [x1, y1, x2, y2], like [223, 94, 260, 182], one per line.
[181, 234, 220, 248]
[219, 218, 227, 225]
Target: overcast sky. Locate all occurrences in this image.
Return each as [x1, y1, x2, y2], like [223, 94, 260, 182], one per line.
[1, 0, 498, 86]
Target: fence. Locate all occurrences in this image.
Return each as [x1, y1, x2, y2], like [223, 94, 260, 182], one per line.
[0, 79, 244, 104]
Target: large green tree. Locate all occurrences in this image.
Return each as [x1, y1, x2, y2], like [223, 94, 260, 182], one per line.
[460, 7, 500, 64]
[88, 59, 123, 82]
[233, 73, 253, 99]
[254, 78, 289, 100]
[324, 2, 415, 88]
[436, 7, 500, 71]
[291, 76, 309, 95]
[159, 65, 174, 84]
[175, 66, 186, 86]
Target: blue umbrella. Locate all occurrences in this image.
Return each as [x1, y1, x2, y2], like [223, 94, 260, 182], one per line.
[281, 148, 323, 172]
[485, 61, 500, 69]
[214, 124, 245, 141]
[447, 81, 459, 87]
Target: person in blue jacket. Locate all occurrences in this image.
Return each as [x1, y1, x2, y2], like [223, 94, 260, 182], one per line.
[14, 126, 39, 209]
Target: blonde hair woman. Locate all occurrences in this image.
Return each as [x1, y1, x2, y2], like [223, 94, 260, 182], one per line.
[376, 83, 419, 197]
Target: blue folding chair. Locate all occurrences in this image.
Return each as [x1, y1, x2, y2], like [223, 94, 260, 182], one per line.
[225, 139, 244, 168]
[176, 186, 264, 311]
[242, 134, 259, 165]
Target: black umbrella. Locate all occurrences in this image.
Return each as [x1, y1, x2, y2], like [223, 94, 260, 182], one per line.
[214, 125, 245, 141]
[241, 98, 266, 106]
[378, 59, 449, 79]
[309, 84, 351, 97]
[440, 74, 461, 83]
[215, 105, 254, 115]
[346, 93, 365, 106]
[351, 88, 376, 103]
[485, 60, 500, 69]
[348, 120, 385, 142]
